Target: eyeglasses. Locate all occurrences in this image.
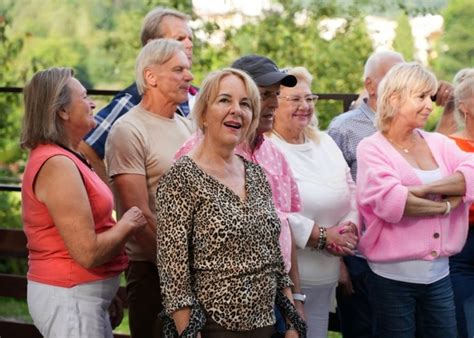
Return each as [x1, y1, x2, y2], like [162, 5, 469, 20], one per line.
[278, 94, 319, 106]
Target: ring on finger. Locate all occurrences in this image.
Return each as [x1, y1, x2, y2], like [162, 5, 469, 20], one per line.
[345, 241, 353, 249]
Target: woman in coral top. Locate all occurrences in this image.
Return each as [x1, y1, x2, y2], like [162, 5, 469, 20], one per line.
[21, 67, 146, 338]
[449, 70, 474, 338]
[356, 63, 474, 338]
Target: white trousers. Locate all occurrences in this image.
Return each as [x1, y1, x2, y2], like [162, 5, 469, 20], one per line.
[302, 282, 337, 338]
[27, 276, 120, 338]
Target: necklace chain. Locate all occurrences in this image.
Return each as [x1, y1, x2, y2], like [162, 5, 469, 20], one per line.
[387, 137, 415, 154]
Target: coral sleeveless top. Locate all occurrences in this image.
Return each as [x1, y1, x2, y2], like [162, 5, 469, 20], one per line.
[22, 144, 128, 287]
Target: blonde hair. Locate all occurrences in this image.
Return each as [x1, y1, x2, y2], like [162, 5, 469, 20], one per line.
[376, 62, 437, 133]
[192, 68, 261, 143]
[278, 66, 320, 142]
[135, 39, 184, 95]
[21, 67, 74, 149]
[454, 76, 474, 128]
[140, 7, 189, 46]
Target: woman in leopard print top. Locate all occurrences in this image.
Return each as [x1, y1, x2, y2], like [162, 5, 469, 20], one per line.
[156, 68, 305, 337]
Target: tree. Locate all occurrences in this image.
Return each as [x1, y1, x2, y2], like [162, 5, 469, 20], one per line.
[433, 0, 474, 81]
[192, 0, 373, 128]
[393, 11, 415, 61]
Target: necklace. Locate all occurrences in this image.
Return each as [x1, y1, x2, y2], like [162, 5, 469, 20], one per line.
[387, 137, 415, 154]
[57, 143, 94, 171]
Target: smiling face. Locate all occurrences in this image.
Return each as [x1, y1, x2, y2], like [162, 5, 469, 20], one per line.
[394, 89, 433, 129]
[275, 81, 314, 135]
[203, 74, 253, 147]
[61, 77, 96, 139]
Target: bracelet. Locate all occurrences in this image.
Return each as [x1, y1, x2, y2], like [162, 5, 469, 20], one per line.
[443, 200, 452, 215]
[292, 292, 306, 304]
[317, 226, 327, 251]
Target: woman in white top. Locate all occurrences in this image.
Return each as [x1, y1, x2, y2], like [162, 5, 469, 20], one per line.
[267, 66, 359, 338]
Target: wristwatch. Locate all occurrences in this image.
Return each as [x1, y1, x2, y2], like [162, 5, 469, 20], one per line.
[293, 292, 306, 304]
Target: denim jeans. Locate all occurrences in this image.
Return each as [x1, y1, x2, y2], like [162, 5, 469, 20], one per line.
[450, 226, 474, 338]
[370, 271, 457, 338]
[336, 256, 377, 338]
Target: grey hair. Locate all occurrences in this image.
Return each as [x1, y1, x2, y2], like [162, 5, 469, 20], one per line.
[453, 68, 474, 87]
[140, 7, 189, 46]
[135, 39, 184, 95]
[363, 51, 405, 80]
[454, 75, 474, 128]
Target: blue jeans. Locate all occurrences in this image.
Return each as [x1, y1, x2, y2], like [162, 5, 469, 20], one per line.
[450, 226, 474, 338]
[336, 256, 377, 338]
[370, 271, 457, 338]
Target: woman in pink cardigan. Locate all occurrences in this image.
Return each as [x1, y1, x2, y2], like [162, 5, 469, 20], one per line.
[356, 63, 474, 338]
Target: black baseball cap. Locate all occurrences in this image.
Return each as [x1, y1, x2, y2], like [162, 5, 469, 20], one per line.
[231, 55, 297, 87]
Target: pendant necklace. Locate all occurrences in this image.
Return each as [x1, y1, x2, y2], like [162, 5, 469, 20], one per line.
[387, 137, 414, 154]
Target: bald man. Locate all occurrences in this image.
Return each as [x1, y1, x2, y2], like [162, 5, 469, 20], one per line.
[328, 51, 405, 338]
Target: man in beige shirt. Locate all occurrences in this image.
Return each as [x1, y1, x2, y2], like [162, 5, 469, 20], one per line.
[106, 39, 193, 338]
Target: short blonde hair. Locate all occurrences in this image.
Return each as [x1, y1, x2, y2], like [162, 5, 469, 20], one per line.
[135, 38, 184, 95]
[376, 62, 437, 133]
[140, 7, 189, 46]
[21, 67, 74, 149]
[192, 68, 261, 143]
[454, 76, 474, 128]
[279, 66, 320, 142]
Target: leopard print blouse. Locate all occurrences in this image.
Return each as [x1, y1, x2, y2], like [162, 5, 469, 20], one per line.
[156, 155, 292, 331]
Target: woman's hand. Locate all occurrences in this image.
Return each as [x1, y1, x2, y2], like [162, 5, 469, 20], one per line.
[326, 222, 358, 256]
[285, 327, 299, 338]
[121, 206, 147, 234]
[408, 185, 428, 198]
[108, 294, 124, 329]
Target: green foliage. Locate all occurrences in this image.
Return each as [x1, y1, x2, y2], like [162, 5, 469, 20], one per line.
[193, 1, 372, 128]
[0, 4, 24, 165]
[433, 0, 474, 81]
[393, 12, 415, 61]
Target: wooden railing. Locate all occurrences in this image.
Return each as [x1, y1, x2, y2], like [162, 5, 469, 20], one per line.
[0, 226, 130, 338]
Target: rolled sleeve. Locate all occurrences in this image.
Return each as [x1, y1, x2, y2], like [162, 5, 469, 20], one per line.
[288, 213, 314, 249]
[340, 168, 360, 226]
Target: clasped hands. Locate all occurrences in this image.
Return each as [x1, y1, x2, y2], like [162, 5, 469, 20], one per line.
[326, 221, 359, 256]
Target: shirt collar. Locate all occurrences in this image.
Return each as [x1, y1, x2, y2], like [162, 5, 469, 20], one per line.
[360, 98, 376, 124]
